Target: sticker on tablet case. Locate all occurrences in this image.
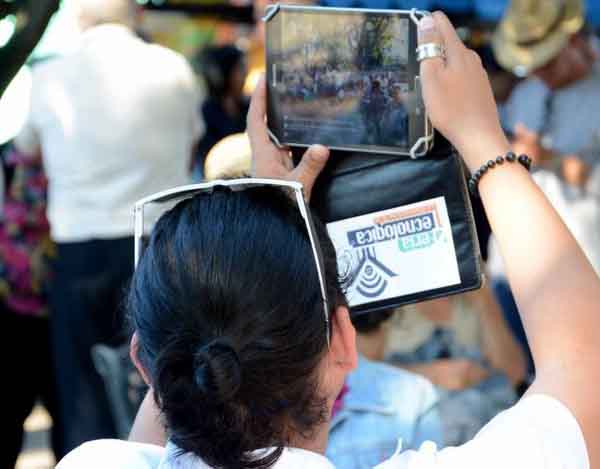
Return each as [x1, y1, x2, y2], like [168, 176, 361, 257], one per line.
[326, 197, 461, 307]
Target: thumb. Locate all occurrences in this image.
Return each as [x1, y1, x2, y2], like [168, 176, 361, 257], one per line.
[290, 145, 330, 200]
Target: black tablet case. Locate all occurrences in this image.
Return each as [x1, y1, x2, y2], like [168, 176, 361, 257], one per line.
[293, 138, 483, 316]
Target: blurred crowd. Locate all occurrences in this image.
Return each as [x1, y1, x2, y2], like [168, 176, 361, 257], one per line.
[0, 0, 599, 467]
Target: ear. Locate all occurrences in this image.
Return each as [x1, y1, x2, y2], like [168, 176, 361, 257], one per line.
[329, 306, 358, 372]
[130, 332, 152, 387]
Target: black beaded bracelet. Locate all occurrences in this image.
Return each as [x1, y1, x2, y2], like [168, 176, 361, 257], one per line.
[468, 152, 532, 197]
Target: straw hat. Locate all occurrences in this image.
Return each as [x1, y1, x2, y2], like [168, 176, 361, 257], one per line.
[204, 133, 252, 181]
[492, 0, 585, 76]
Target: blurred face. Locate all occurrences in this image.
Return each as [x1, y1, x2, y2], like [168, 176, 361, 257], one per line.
[534, 34, 597, 90]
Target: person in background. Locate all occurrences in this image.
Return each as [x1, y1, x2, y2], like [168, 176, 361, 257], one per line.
[203, 133, 252, 181]
[388, 286, 527, 445]
[494, 0, 600, 169]
[194, 45, 249, 180]
[0, 145, 63, 467]
[327, 310, 443, 468]
[14, 0, 203, 452]
[490, 0, 600, 371]
[384, 85, 409, 147]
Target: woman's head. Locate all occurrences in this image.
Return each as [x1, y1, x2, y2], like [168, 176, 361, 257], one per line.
[197, 45, 247, 101]
[129, 186, 357, 468]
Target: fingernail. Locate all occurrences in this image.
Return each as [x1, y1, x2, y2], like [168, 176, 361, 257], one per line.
[419, 16, 435, 31]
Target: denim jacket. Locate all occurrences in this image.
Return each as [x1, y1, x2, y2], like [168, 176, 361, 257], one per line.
[326, 356, 443, 469]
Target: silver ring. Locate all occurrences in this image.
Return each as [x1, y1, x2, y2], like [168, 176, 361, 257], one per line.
[416, 43, 446, 62]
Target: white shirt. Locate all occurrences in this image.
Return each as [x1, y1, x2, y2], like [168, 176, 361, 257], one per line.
[56, 395, 588, 469]
[532, 168, 600, 274]
[488, 166, 600, 277]
[14, 24, 203, 242]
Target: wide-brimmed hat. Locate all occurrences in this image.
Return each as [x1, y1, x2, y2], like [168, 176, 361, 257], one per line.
[492, 0, 585, 76]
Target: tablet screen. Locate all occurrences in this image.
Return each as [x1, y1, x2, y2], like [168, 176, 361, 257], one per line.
[267, 8, 421, 154]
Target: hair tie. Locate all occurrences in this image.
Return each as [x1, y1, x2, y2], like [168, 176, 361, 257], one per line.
[193, 338, 242, 403]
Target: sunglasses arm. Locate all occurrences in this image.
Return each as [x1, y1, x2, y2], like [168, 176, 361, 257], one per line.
[134, 205, 145, 268]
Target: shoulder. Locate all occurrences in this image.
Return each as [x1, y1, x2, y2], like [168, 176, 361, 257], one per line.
[56, 439, 165, 469]
[145, 43, 194, 78]
[503, 77, 548, 114]
[510, 77, 548, 99]
[374, 395, 589, 469]
[28, 55, 69, 87]
[356, 357, 432, 384]
[352, 356, 428, 386]
[348, 357, 438, 409]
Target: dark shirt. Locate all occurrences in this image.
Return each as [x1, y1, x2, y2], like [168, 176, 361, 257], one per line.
[195, 97, 250, 175]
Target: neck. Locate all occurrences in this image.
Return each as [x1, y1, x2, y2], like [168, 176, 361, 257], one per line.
[287, 402, 333, 455]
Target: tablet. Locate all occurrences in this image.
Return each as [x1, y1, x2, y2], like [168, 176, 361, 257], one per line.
[265, 5, 433, 158]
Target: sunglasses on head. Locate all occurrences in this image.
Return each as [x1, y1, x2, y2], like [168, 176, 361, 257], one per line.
[133, 178, 331, 345]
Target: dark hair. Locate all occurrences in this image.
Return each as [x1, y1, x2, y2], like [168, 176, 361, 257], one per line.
[196, 45, 245, 98]
[352, 309, 394, 335]
[128, 187, 345, 468]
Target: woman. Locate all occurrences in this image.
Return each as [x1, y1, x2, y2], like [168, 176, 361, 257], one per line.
[58, 13, 597, 469]
[0, 145, 64, 466]
[194, 45, 249, 180]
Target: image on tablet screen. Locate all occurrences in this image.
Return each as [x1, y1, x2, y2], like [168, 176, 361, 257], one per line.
[276, 12, 411, 150]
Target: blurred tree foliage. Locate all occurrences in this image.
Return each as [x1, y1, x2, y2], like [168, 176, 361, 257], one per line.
[355, 16, 393, 70]
[0, 0, 60, 97]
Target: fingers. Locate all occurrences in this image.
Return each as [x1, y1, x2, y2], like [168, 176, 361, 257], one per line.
[418, 15, 445, 76]
[291, 145, 330, 200]
[247, 75, 270, 144]
[432, 11, 465, 57]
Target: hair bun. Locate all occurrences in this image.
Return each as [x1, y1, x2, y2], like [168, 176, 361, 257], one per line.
[193, 338, 242, 403]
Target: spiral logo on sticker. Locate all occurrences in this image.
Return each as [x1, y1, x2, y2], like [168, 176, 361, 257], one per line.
[357, 262, 388, 298]
[342, 247, 397, 299]
[339, 249, 359, 287]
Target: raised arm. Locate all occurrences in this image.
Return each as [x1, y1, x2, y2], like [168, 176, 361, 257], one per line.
[417, 12, 600, 466]
[251, 11, 600, 467]
[249, 13, 600, 464]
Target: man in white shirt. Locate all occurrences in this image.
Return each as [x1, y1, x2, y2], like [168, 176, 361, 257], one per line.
[14, 0, 203, 452]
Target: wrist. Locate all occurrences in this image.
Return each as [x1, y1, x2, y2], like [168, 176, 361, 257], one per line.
[455, 132, 512, 174]
[469, 150, 532, 197]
